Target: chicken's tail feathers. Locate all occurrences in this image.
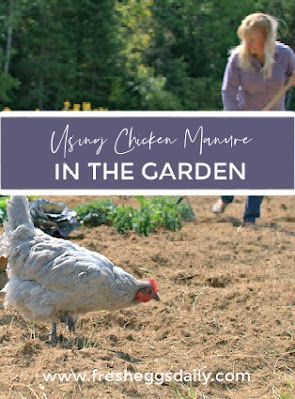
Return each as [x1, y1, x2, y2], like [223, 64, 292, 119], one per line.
[0, 196, 34, 258]
[6, 196, 34, 232]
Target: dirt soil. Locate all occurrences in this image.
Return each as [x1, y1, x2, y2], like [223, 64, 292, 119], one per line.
[0, 196, 294, 399]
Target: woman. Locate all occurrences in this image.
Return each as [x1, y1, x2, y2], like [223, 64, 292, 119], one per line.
[212, 12, 295, 226]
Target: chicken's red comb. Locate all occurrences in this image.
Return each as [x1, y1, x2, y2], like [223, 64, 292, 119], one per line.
[149, 278, 158, 292]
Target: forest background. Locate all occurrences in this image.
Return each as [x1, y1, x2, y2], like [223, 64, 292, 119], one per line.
[0, 0, 294, 111]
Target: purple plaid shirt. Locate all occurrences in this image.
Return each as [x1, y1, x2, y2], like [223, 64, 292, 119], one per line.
[222, 42, 295, 110]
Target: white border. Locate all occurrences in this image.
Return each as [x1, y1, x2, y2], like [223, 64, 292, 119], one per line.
[1, 189, 295, 196]
[0, 111, 294, 196]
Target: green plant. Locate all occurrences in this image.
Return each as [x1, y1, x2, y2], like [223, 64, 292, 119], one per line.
[177, 200, 196, 222]
[0, 196, 195, 237]
[75, 200, 116, 227]
[0, 197, 8, 224]
[170, 381, 198, 399]
[277, 394, 293, 399]
[75, 196, 195, 236]
[131, 207, 156, 236]
[273, 381, 295, 399]
[135, 196, 191, 232]
[109, 206, 135, 235]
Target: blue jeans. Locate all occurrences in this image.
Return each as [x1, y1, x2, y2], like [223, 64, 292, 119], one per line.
[221, 196, 264, 223]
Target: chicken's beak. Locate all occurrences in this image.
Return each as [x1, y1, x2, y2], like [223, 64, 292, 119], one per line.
[153, 292, 160, 301]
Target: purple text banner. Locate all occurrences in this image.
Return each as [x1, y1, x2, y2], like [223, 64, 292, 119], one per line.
[0, 112, 294, 193]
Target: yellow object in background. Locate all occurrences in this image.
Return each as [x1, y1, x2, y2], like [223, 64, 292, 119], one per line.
[82, 102, 92, 111]
[1, 102, 109, 111]
[63, 100, 71, 110]
[73, 103, 81, 111]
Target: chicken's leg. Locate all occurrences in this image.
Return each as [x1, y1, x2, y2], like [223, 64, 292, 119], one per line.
[50, 322, 58, 346]
[66, 315, 76, 333]
[60, 313, 76, 333]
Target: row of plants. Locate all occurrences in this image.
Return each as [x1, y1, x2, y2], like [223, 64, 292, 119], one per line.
[75, 196, 195, 236]
[0, 196, 195, 237]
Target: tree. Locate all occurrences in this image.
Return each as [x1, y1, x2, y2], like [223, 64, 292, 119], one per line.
[0, 0, 19, 106]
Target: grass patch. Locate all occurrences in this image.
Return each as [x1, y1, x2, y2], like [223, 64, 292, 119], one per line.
[170, 382, 199, 399]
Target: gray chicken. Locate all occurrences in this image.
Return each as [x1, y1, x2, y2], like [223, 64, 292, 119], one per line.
[0, 196, 160, 345]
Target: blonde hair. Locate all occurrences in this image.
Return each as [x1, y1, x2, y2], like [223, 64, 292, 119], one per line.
[233, 13, 278, 79]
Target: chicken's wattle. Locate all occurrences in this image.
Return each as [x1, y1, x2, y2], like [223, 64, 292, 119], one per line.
[135, 291, 154, 303]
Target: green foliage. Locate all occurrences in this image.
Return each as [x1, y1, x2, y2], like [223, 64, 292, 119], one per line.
[113, 0, 179, 109]
[109, 206, 136, 235]
[0, 0, 294, 110]
[0, 73, 20, 105]
[170, 381, 198, 399]
[75, 196, 195, 236]
[276, 381, 295, 399]
[135, 196, 182, 234]
[0, 197, 8, 224]
[277, 394, 293, 399]
[75, 200, 116, 227]
[177, 201, 196, 222]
